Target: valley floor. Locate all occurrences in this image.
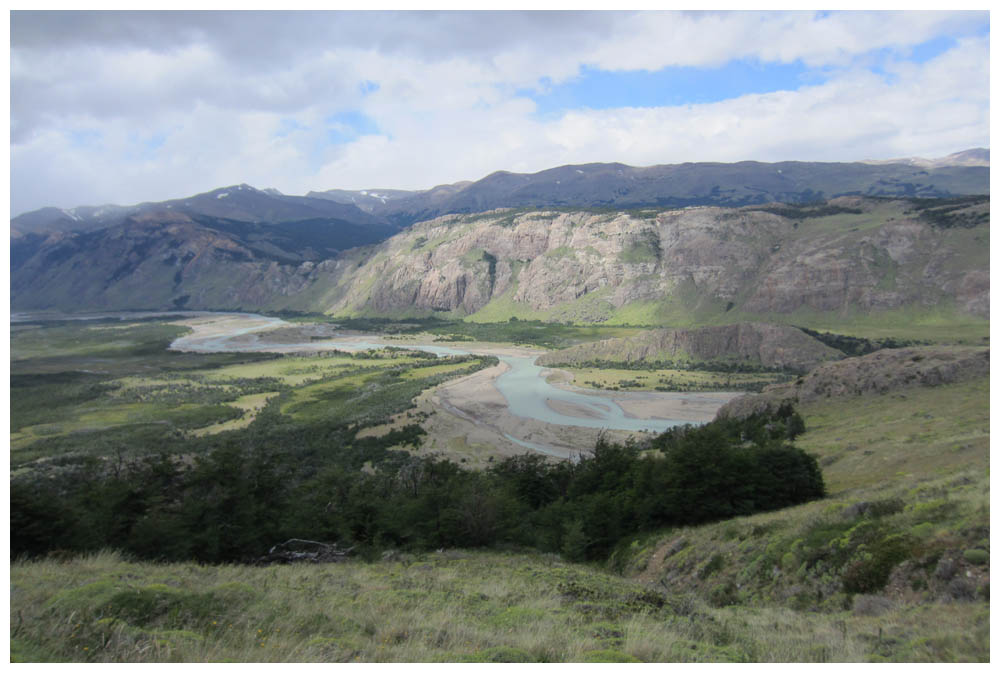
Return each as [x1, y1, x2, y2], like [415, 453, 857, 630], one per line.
[168, 314, 740, 464]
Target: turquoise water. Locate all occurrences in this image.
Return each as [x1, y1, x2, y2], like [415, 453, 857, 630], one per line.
[277, 338, 684, 435]
[160, 312, 689, 435]
[15, 311, 690, 447]
[493, 355, 683, 434]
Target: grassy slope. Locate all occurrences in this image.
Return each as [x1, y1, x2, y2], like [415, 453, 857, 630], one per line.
[14, 544, 980, 664]
[10, 376, 990, 662]
[610, 378, 989, 661]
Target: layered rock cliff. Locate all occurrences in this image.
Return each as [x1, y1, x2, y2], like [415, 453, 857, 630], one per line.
[325, 197, 989, 323]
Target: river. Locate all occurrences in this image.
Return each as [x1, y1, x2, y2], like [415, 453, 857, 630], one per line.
[15, 310, 730, 457]
[167, 312, 704, 436]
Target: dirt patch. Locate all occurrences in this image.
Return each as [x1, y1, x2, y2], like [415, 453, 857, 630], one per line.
[615, 392, 743, 423]
[548, 376, 742, 423]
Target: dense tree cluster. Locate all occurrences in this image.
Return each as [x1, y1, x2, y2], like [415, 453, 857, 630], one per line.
[795, 326, 927, 358]
[11, 405, 822, 564]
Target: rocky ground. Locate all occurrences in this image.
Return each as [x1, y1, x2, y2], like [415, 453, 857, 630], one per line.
[717, 345, 990, 419]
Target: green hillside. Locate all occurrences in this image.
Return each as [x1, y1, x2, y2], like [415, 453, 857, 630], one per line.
[11, 374, 989, 662]
[9, 318, 990, 662]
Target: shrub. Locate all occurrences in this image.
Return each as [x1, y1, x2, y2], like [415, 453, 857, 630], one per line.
[698, 553, 726, 579]
[841, 534, 914, 594]
[963, 549, 989, 566]
[707, 581, 739, 607]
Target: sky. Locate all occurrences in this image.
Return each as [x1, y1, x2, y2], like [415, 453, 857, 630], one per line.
[8, 9, 991, 217]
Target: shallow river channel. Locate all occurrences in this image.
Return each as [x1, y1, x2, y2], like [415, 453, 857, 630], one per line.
[167, 312, 698, 437]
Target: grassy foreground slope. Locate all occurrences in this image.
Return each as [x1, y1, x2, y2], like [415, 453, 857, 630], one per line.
[613, 376, 989, 660]
[10, 371, 989, 662]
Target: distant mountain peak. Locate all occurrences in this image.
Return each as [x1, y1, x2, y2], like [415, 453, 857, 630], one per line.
[862, 147, 989, 168]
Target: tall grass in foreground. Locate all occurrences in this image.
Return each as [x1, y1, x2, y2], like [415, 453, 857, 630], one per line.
[10, 547, 988, 662]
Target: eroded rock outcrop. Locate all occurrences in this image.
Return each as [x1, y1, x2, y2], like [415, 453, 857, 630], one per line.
[716, 346, 990, 419]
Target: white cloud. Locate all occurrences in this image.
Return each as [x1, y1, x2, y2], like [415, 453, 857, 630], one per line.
[310, 34, 991, 188]
[9, 10, 990, 215]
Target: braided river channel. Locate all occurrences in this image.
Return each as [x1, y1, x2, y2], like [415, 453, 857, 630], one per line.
[165, 312, 735, 445]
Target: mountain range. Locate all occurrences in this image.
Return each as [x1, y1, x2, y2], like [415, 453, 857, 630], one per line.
[10, 151, 990, 326]
[307, 148, 989, 226]
[13, 149, 989, 236]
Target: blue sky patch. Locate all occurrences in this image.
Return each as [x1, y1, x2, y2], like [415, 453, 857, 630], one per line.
[122, 131, 167, 161]
[325, 110, 380, 144]
[907, 35, 959, 63]
[522, 60, 820, 117]
[520, 28, 980, 119]
[144, 132, 167, 152]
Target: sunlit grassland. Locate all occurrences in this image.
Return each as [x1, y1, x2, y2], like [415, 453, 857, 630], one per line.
[11, 320, 278, 378]
[9, 322, 188, 361]
[796, 378, 989, 494]
[398, 361, 475, 380]
[784, 201, 902, 238]
[277, 355, 482, 427]
[192, 354, 361, 386]
[279, 369, 396, 420]
[10, 399, 241, 462]
[190, 392, 280, 437]
[597, 299, 990, 346]
[754, 304, 990, 346]
[561, 367, 786, 392]
[9, 319, 476, 465]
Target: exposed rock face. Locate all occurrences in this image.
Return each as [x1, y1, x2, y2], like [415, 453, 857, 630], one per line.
[716, 346, 990, 419]
[536, 323, 844, 372]
[327, 198, 989, 321]
[11, 197, 990, 324]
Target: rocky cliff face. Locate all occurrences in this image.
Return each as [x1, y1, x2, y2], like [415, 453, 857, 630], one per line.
[11, 196, 989, 325]
[326, 197, 989, 322]
[535, 323, 844, 372]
